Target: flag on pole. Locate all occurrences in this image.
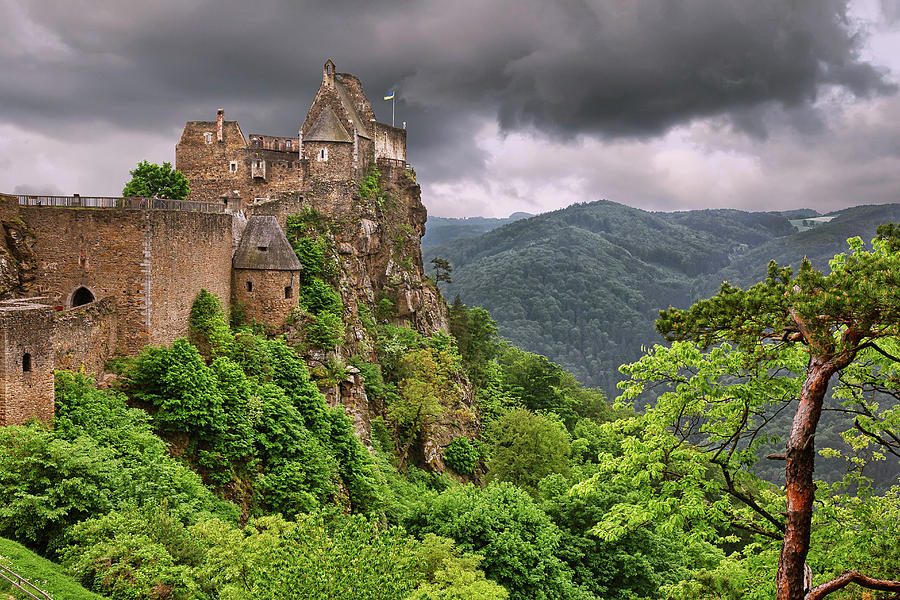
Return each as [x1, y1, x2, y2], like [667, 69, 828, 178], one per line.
[383, 92, 395, 100]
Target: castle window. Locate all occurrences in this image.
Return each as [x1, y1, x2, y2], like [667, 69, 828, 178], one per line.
[246, 280, 253, 292]
[22, 353, 32, 373]
[204, 132, 212, 144]
[285, 140, 292, 150]
[229, 161, 238, 173]
[72, 286, 95, 307]
[317, 148, 328, 162]
[285, 286, 292, 299]
[258, 246, 268, 252]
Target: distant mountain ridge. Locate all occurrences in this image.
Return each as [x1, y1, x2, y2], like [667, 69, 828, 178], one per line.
[425, 200, 900, 397]
[422, 212, 533, 251]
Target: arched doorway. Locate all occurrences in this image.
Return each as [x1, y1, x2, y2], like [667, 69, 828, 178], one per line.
[71, 286, 95, 307]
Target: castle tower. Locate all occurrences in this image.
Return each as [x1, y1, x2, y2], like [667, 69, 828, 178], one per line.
[232, 216, 303, 329]
[0, 299, 55, 425]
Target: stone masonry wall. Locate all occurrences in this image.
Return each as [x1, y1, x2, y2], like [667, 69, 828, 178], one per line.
[232, 268, 299, 330]
[0, 302, 55, 425]
[374, 123, 407, 162]
[18, 207, 149, 353]
[13, 206, 232, 355]
[52, 296, 118, 376]
[176, 120, 249, 204]
[145, 211, 233, 348]
[303, 141, 355, 182]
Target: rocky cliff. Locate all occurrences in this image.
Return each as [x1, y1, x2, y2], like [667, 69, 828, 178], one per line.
[247, 162, 461, 458]
[0, 214, 36, 299]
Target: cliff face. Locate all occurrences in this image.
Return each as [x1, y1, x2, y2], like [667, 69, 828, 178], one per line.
[0, 214, 36, 299]
[249, 163, 455, 450]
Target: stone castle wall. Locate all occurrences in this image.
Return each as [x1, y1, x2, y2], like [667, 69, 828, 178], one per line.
[11, 205, 232, 355]
[232, 268, 299, 330]
[144, 210, 233, 348]
[177, 117, 307, 206]
[374, 123, 406, 162]
[0, 301, 55, 425]
[53, 296, 118, 376]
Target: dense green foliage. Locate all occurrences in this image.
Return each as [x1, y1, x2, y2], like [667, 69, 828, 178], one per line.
[3, 212, 899, 600]
[121, 160, 190, 200]
[285, 209, 346, 349]
[442, 436, 479, 475]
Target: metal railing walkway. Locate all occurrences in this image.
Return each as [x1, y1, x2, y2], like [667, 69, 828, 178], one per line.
[15, 194, 224, 213]
[0, 563, 54, 600]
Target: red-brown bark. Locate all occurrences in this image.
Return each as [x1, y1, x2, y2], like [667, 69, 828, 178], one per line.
[806, 570, 900, 600]
[776, 357, 835, 600]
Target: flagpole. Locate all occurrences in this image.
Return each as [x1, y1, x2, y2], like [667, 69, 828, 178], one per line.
[392, 96, 395, 127]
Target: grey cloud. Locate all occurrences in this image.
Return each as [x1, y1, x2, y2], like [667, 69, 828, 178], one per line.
[13, 183, 62, 195]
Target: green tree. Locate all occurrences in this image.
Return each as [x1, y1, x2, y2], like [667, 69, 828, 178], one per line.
[485, 409, 570, 495]
[122, 160, 190, 200]
[404, 482, 592, 600]
[390, 348, 463, 468]
[430, 257, 453, 283]
[604, 231, 900, 600]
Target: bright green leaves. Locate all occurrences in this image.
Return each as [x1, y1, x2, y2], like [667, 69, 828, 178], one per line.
[121, 160, 190, 200]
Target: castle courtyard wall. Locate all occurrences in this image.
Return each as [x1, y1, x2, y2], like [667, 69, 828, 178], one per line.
[15, 206, 232, 355]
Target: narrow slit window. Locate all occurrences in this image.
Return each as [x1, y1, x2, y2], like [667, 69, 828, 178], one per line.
[230, 161, 238, 173]
[246, 280, 253, 292]
[204, 132, 213, 144]
[285, 286, 292, 299]
[23, 353, 32, 372]
[258, 246, 268, 252]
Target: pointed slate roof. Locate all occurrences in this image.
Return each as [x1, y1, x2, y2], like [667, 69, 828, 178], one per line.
[233, 216, 303, 271]
[305, 106, 352, 143]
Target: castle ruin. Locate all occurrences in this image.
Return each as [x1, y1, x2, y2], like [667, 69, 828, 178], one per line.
[0, 60, 433, 427]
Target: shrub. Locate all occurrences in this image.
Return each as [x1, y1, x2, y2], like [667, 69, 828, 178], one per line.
[443, 437, 479, 475]
[299, 278, 343, 315]
[305, 310, 345, 350]
[188, 289, 234, 361]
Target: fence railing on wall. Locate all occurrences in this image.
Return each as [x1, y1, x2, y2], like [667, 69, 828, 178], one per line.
[0, 563, 55, 600]
[16, 195, 224, 213]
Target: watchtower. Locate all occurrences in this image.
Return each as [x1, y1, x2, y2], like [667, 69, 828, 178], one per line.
[0, 298, 55, 425]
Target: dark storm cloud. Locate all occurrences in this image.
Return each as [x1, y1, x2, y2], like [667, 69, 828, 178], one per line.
[2, 0, 890, 145]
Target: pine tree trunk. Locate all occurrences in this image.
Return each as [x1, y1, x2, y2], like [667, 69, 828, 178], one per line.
[776, 358, 834, 600]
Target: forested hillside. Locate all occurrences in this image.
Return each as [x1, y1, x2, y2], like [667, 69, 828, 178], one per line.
[426, 201, 900, 397]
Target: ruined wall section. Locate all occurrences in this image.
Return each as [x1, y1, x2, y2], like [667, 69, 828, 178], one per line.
[0, 301, 55, 425]
[374, 123, 407, 162]
[53, 297, 118, 376]
[145, 211, 233, 348]
[10, 206, 232, 355]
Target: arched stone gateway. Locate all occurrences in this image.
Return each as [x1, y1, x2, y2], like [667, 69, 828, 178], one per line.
[71, 286, 95, 307]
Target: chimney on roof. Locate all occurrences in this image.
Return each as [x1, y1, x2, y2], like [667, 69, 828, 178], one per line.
[217, 109, 225, 142]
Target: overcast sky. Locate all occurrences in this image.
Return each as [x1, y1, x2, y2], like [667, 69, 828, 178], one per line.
[2, 0, 899, 217]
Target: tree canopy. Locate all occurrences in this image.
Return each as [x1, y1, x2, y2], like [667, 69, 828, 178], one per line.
[122, 160, 190, 200]
[596, 230, 900, 600]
